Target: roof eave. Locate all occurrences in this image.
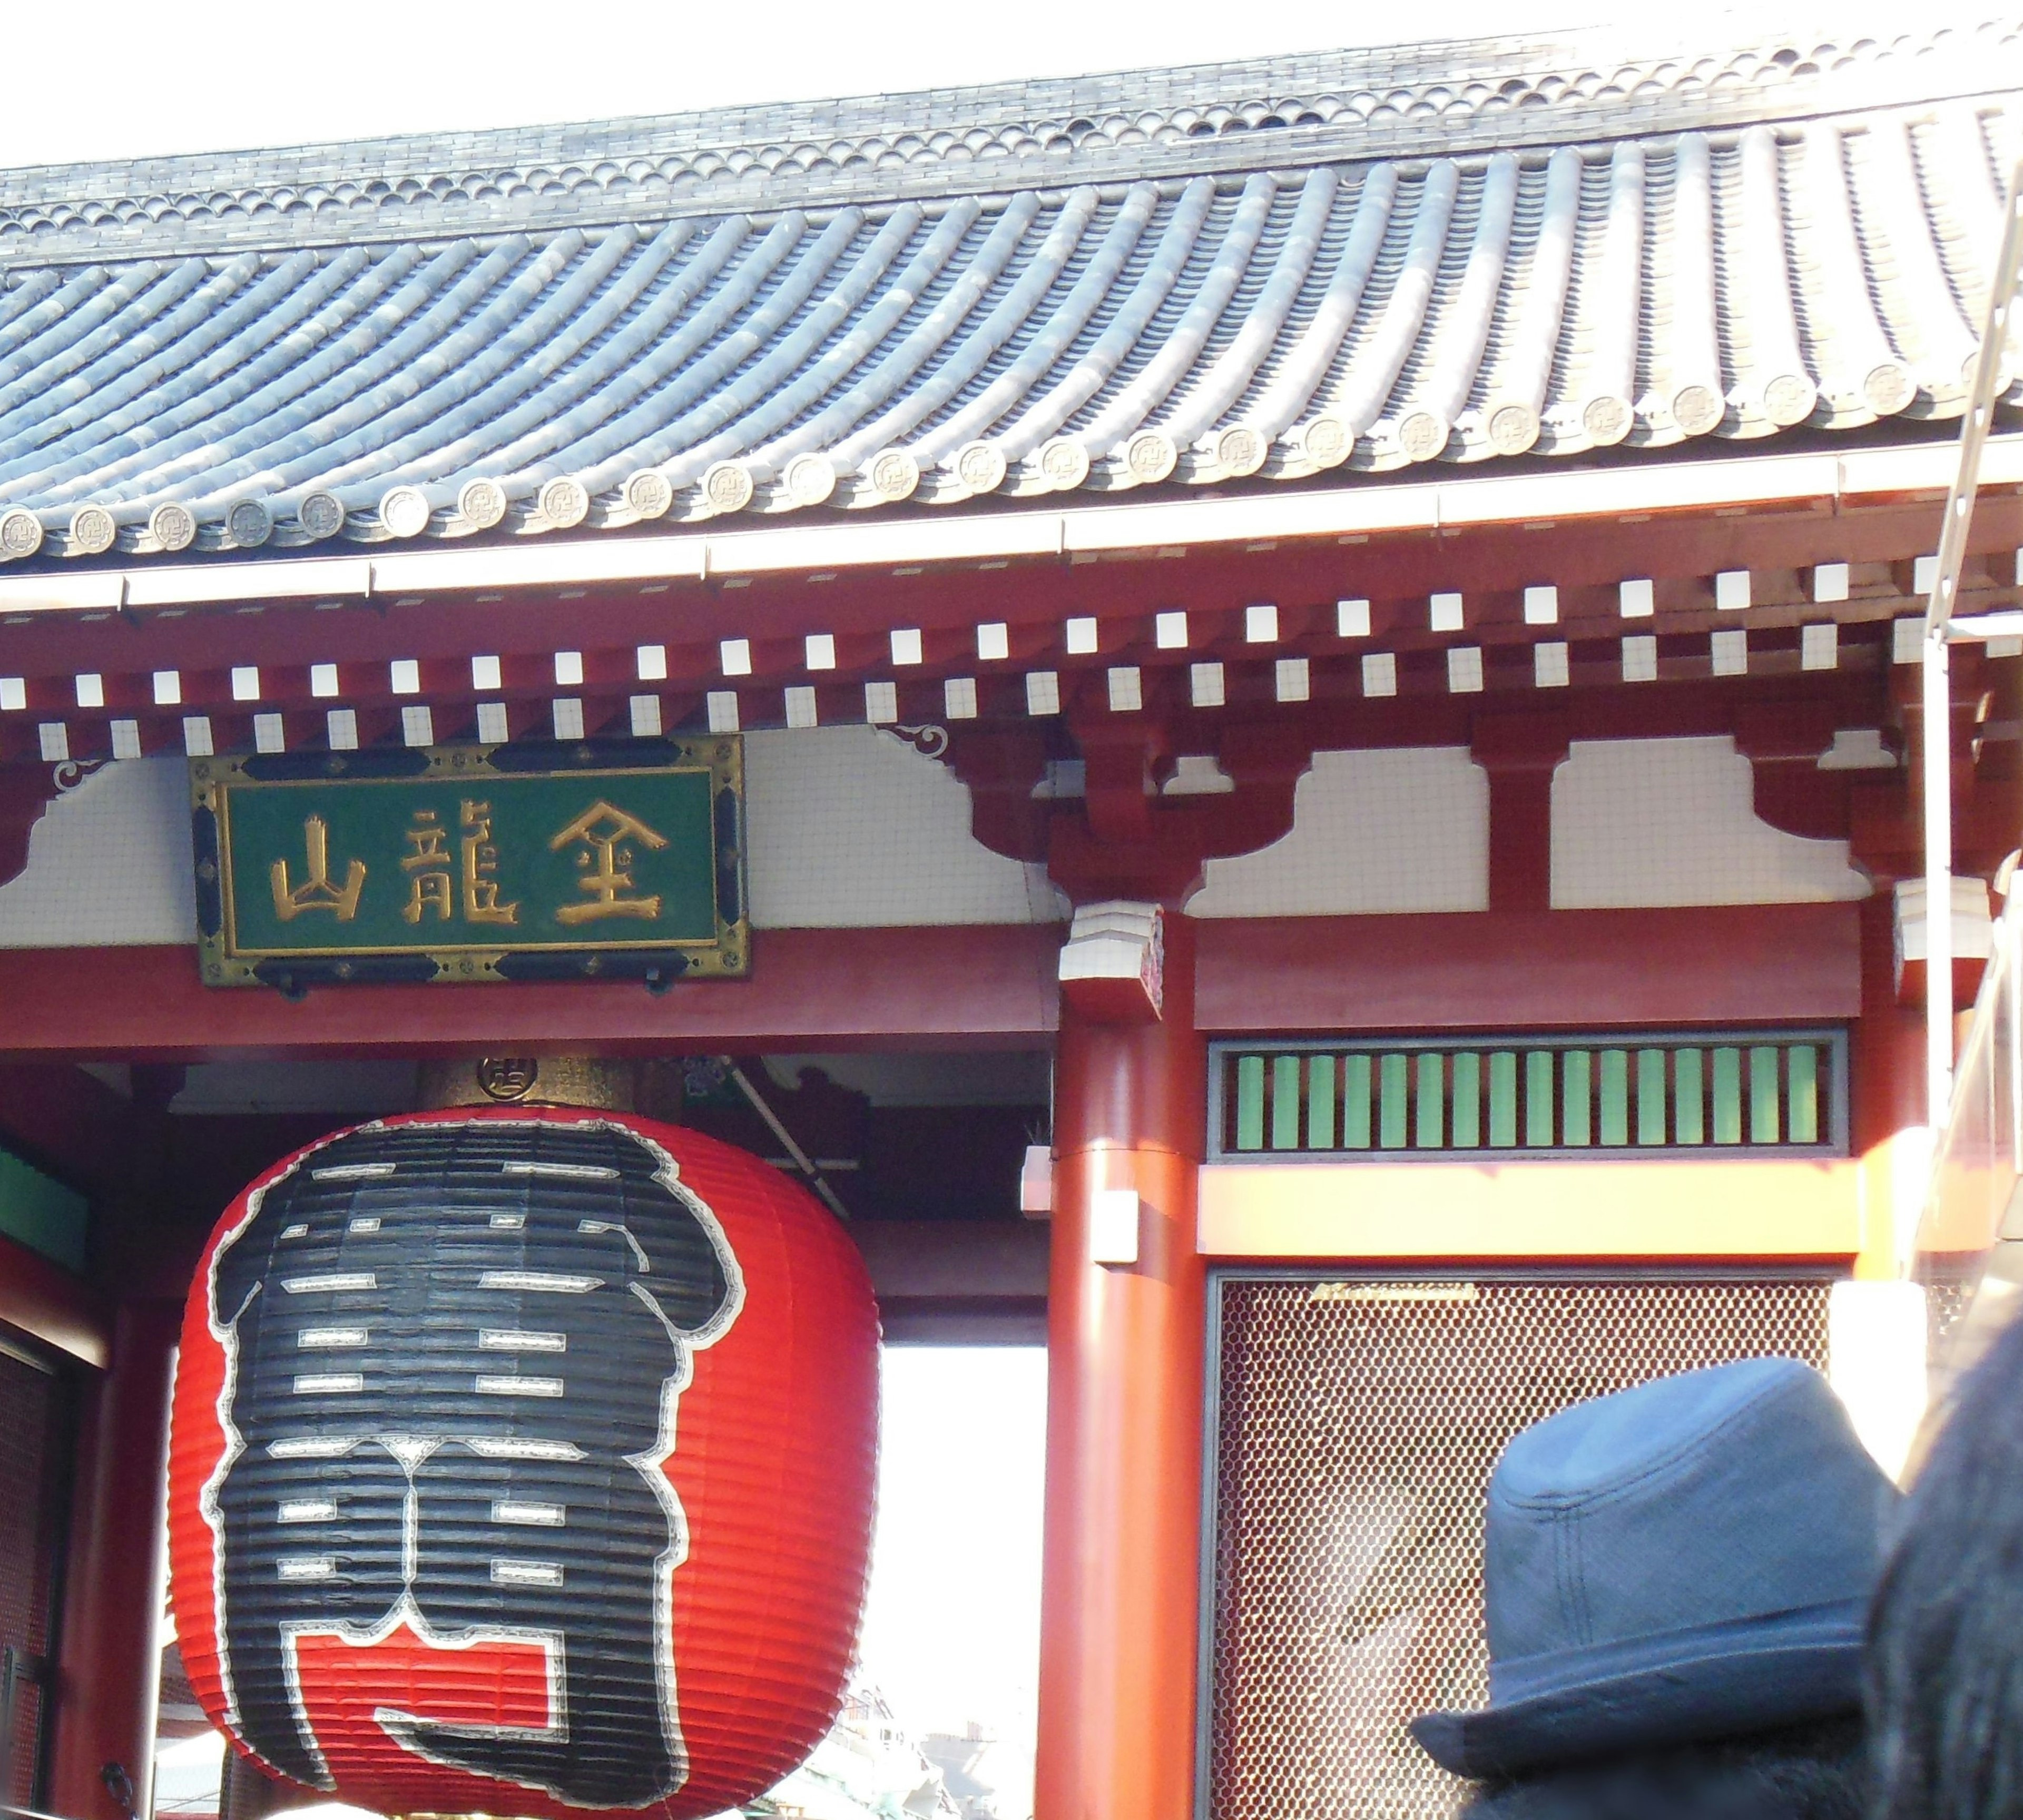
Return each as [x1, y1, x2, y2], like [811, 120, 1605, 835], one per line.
[0, 433, 2008, 619]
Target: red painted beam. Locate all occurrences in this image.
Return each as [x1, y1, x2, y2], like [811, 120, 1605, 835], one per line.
[0, 493, 2015, 688]
[850, 1218, 1050, 1300]
[0, 1061, 135, 1198]
[851, 1219, 1049, 1344]
[0, 650, 1903, 773]
[1194, 903, 1863, 1033]
[0, 1229, 111, 1369]
[0, 925, 1065, 1059]
[0, 908, 1863, 1056]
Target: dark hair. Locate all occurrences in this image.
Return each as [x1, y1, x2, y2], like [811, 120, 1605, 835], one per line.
[1869, 1306, 2023, 1819]
[1456, 1716, 1868, 1820]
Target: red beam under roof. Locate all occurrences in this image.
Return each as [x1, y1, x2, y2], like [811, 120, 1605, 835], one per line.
[1195, 903, 1862, 1032]
[0, 1061, 134, 1199]
[0, 908, 1860, 1059]
[0, 926, 1066, 1061]
[0, 1229, 109, 1369]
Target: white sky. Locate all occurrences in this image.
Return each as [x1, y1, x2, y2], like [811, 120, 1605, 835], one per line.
[858, 1345, 1049, 1819]
[0, 0, 1885, 174]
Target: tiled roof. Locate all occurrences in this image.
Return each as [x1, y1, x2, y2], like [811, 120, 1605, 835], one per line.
[0, 18, 2014, 566]
[4, 19, 2015, 257]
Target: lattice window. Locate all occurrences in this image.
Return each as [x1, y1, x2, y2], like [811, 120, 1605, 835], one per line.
[1204, 1273, 1834, 1820]
[1210, 1032, 1848, 1161]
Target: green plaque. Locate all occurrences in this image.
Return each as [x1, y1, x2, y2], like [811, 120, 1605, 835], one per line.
[190, 740, 746, 988]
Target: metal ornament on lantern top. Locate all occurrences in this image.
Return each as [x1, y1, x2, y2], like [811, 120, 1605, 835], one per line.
[166, 1081, 881, 1820]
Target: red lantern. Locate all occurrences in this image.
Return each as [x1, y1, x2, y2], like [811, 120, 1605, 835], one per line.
[168, 1108, 880, 1820]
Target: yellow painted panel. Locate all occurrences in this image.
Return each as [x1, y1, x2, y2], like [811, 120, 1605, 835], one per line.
[1198, 1158, 1863, 1260]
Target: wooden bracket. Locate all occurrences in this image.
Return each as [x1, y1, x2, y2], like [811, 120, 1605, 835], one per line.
[1470, 710, 1569, 913]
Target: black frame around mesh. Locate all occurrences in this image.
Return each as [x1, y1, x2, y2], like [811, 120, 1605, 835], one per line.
[1198, 1268, 1838, 1820]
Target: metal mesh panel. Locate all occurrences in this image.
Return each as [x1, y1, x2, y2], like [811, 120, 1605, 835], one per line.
[1925, 1277, 1978, 1361]
[1206, 1274, 1834, 1820]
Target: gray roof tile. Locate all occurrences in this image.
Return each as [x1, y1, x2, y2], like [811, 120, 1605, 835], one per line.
[0, 18, 2012, 565]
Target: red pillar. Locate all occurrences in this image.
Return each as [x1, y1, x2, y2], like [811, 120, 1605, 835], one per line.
[1036, 914, 1206, 1820]
[1852, 893, 1926, 1155]
[49, 1301, 179, 1820]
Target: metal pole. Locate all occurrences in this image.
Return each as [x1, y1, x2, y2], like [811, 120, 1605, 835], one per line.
[1921, 155, 2023, 1132]
[1924, 624, 1953, 1128]
[721, 1058, 853, 1223]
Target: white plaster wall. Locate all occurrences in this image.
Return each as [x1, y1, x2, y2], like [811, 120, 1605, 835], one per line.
[0, 757, 198, 946]
[0, 733, 1874, 948]
[0, 732, 1063, 949]
[744, 725, 1065, 928]
[1551, 735, 1871, 909]
[1188, 747, 1490, 918]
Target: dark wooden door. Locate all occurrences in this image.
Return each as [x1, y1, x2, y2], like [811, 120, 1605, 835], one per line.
[0, 1341, 74, 1813]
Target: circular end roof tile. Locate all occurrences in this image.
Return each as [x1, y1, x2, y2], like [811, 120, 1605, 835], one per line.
[149, 501, 197, 552]
[625, 470, 674, 519]
[227, 498, 274, 548]
[0, 509, 44, 560]
[379, 486, 431, 539]
[299, 491, 346, 541]
[702, 461, 755, 515]
[458, 478, 507, 530]
[68, 505, 116, 556]
[539, 476, 590, 528]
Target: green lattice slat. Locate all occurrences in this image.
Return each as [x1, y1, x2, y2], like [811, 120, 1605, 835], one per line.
[1787, 1045, 1819, 1144]
[1272, 1055, 1303, 1150]
[1379, 1054, 1409, 1149]
[1675, 1049, 1704, 1144]
[1712, 1047, 1743, 1144]
[1562, 1050, 1592, 1146]
[1489, 1052, 1518, 1147]
[1234, 1055, 1265, 1151]
[1451, 1053, 1482, 1148]
[1343, 1055, 1373, 1149]
[1750, 1046, 1781, 1144]
[1219, 1034, 1832, 1158]
[1599, 1049, 1629, 1146]
[1525, 1051, 1555, 1146]
[1308, 1055, 1338, 1150]
[1416, 1052, 1445, 1148]
[1637, 1049, 1667, 1145]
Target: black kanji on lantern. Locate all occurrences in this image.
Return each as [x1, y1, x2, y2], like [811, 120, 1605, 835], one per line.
[201, 1119, 744, 1807]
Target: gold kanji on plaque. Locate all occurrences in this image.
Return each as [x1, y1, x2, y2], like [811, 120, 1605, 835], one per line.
[269, 815, 366, 921]
[458, 799, 521, 926]
[549, 800, 668, 924]
[401, 807, 454, 923]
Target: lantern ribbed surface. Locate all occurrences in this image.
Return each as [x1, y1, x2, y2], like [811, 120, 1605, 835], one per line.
[169, 1108, 879, 1820]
